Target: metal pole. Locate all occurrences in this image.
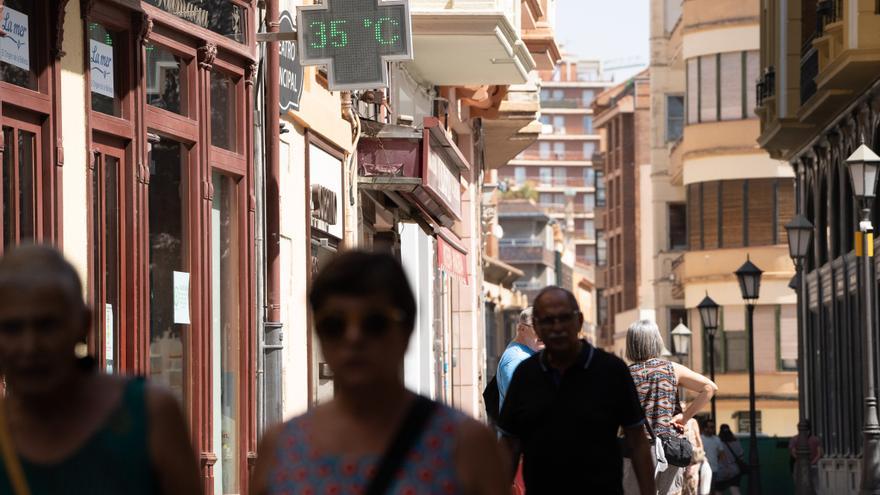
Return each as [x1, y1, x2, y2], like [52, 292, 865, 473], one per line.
[709, 332, 716, 423]
[795, 259, 814, 495]
[860, 206, 880, 495]
[747, 303, 762, 495]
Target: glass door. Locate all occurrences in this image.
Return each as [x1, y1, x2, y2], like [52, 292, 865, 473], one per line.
[1, 121, 41, 250]
[90, 145, 125, 373]
[211, 172, 242, 495]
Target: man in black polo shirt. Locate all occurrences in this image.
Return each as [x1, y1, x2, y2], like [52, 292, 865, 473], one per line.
[498, 287, 656, 494]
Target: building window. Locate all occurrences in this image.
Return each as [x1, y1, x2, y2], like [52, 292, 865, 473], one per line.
[666, 95, 684, 141]
[539, 142, 551, 158]
[597, 233, 607, 266]
[553, 115, 566, 133]
[779, 304, 798, 371]
[583, 142, 596, 159]
[596, 171, 606, 206]
[146, 44, 189, 116]
[539, 167, 552, 185]
[583, 193, 595, 209]
[735, 411, 762, 433]
[540, 114, 551, 125]
[583, 219, 595, 238]
[668, 203, 687, 250]
[686, 51, 760, 124]
[89, 23, 123, 117]
[582, 90, 595, 104]
[583, 116, 593, 134]
[725, 330, 748, 372]
[539, 193, 553, 205]
[554, 167, 567, 186]
[552, 89, 564, 100]
[553, 142, 565, 158]
[583, 168, 595, 187]
[597, 289, 608, 323]
[514, 167, 526, 183]
[541, 88, 551, 101]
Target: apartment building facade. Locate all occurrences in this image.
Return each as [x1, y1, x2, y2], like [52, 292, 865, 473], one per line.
[592, 71, 656, 353]
[758, 0, 880, 490]
[499, 59, 613, 269]
[667, 0, 798, 436]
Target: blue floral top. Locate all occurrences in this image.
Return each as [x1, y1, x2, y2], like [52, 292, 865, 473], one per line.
[268, 401, 466, 495]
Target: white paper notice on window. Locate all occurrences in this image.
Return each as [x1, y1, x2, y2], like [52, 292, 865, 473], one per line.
[90, 39, 114, 98]
[173, 271, 191, 325]
[0, 7, 30, 71]
[105, 304, 114, 371]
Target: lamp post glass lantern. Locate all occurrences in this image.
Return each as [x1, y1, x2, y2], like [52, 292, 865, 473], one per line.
[785, 214, 814, 495]
[698, 294, 720, 422]
[671, 320, 692, 358]
[846, 143, 880, 494]
[736, 257, 763, 495]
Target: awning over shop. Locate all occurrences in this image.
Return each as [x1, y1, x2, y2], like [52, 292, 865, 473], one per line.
[358, 117, 469, 228]
[437, 229, 469, 285]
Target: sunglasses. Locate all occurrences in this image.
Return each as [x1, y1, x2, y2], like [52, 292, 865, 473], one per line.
[533, 311, 580, 327]
[314, 310, 404, 341]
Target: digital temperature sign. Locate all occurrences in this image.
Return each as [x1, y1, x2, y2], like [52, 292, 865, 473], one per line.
[297, 0, 413, 90]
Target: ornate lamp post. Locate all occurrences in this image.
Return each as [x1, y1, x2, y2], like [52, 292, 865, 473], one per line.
[846, 143, 880, 494]
[785, 214, 814, 495]
[698, 294, 720, 422]
[735, 256, 763, 495]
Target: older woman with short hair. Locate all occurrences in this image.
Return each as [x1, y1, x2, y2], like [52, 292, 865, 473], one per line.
[623, 320, 717, 495]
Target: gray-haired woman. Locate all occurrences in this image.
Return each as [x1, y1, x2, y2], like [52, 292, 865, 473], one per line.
[623, 320, 718, 495]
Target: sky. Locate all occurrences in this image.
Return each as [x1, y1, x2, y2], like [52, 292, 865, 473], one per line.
[554, 0, 650, 82]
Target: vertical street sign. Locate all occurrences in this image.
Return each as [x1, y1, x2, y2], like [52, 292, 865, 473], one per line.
[297, 0, 413, 91]
[279, 10, 303, 112]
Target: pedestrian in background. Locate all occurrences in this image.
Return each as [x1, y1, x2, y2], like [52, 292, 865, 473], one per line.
[672, 409, 707, 495]
[788, 419, 821, 493]
[0, 245, 200, 495]
[495, 307, 539, 495]
[623, 320, 717, 495]
[251, 251, 508, 495]
[713, 424, 745, 494]
[498, 286, 656, 494]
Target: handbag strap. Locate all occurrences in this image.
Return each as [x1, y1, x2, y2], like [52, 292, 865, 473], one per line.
[365, 395, 437, 495]
[0, 400, 30, 495]
[723, 440, 745, 463]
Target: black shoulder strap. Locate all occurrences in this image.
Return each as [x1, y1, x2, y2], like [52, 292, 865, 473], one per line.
[365, 395, 438, 495]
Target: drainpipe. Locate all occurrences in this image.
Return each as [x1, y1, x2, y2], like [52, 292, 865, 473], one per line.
[263, 0, 283, 426]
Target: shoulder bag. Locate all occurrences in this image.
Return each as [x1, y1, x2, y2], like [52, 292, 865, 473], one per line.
[0, 400, 30, 495]
[365, 395, 438, 495]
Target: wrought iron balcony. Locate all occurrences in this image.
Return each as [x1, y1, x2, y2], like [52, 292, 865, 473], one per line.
[757, 66, 776, 107]
[800, 47, 819, 105]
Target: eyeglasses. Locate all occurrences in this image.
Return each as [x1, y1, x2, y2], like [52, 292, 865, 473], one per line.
[533, 311, 580, 327]
[314, 310, 404, 341]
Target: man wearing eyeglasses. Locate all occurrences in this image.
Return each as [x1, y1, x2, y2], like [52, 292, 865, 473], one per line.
[498, 286, 656, 494]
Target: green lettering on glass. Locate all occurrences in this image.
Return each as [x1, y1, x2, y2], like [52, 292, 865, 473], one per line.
[309, 21, 327, 49]
[374, 17, 400, 46]
[329, 20, 348, 48]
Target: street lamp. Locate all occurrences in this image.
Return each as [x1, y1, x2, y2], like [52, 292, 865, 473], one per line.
[846, 143, 880, 494]
[671, 320, 692, 361]
[735, 256, 763, 495]
[698, 293, 720, 422]
[785, 213, 814, 495]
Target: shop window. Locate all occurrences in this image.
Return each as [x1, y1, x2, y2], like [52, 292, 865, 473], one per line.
[88, 23, 123, 117]
[210, 71, 237, 151]
[0, 0, 37, 90]
[144, 0, 246, 44]
[148, 138, 189, 403]
[1, 126, 37, 249]
[211, 172, 242, 493]
[146, 44, 188, 116]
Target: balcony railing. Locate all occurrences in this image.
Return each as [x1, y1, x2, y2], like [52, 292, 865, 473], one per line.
[756, 66, 776, 107]
[534, 177, 593, 188]
[800, 47, 819, 105]
[517, 151, 593, 161]
[499, 238, 544, 247]
[541, 98, 584, 109]
[499, 245, 555, 266]
[817, 0, 841, 34]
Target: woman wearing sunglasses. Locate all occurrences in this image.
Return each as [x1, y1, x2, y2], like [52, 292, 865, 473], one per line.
[251, 251, 508, 495]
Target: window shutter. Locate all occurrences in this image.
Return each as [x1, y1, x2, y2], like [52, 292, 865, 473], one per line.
[719, 52, 743, 120]
[725, 331, 747, 372]
[745, 51, 759, 118]
[748, 179, 775, 246]
[754, 305, 776, 373]
[703, 182, 719, 248]
[722, 179, 745, 248]
[687, 59, 699, 124]
[777, 179, 796, 245]
[700, 55, 718, 122]
[688, 184, 702, 250]
[779, 304, 798, 369]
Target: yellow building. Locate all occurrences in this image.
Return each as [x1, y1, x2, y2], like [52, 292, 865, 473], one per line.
[758, 0, 880, 490]
[664, 0, 799, 436]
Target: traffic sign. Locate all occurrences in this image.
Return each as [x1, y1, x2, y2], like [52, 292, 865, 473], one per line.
[297, 0, 413, 90]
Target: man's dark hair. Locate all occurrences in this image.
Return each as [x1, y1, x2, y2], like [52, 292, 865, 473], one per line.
[532, 286, 580, 315]
[308, 250, 417, 334]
